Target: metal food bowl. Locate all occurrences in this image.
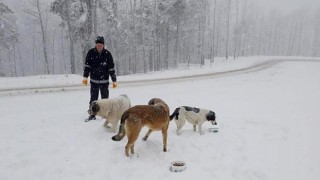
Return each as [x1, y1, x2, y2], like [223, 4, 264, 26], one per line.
[209, 127, 219, 133]
[170, 161, 186, 172]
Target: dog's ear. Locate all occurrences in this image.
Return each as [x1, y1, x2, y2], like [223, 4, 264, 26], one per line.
[206, 111, 216, 121]
[148, 98, 155, 105]
[92, 101, 100, 113]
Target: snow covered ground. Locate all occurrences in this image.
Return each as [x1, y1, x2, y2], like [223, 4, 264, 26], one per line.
[1, 57, 320, 180]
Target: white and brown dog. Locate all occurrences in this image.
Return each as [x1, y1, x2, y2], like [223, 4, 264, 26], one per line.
[170, 106, 216, 135]
[87, 94, 131, 133]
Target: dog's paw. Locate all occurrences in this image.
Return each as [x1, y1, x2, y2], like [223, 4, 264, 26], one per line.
[199, 131, 205, 135]
[105, 128, 115, 133]
[103, 124, 111, 128]
[129, 153, 139, 159]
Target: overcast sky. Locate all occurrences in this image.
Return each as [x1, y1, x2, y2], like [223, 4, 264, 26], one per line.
[2, 0, 320, 15]
[257, 0, 320, 12]
[3, 0, 320, 10]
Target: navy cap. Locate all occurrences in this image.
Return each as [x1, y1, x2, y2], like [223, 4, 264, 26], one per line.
[95, 36, 104, 44]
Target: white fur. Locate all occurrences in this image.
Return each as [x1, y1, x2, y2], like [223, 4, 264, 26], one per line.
[173, 107, 212, 135]
[95, 95, 131, 133]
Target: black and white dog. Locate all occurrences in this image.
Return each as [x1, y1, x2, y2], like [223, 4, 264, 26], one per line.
[170, 106, 216, 135]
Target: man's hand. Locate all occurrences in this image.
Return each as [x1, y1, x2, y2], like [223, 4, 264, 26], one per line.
[112, 82, 118, 88]
[82, 78, 88, 86]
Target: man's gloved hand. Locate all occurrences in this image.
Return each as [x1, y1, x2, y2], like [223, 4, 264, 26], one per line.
[112, 82, 118, 88]
[82, 78, 88, 86]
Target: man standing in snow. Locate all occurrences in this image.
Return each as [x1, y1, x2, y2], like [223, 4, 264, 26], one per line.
[82, 36, 118, 121]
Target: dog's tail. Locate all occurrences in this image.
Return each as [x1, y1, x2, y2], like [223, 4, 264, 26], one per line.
[169, 107, 180, 121]
[112, 110, 129, 141]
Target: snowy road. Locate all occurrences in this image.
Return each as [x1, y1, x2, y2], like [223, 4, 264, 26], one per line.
[1, 58, 317, 95]
[1, 60, 320, 180]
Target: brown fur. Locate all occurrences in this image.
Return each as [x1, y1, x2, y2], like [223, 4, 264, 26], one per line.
[112, 98, 170, 157]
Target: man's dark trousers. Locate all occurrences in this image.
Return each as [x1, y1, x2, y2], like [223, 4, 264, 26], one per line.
[89, 82, 109, 104]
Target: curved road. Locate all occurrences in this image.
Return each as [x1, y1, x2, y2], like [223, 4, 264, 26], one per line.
[0, 59, 318, 96]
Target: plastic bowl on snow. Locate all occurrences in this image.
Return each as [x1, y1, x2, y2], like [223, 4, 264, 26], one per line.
[170, 161, 186, 172]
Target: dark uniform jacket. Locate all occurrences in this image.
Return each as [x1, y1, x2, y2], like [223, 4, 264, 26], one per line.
[83, 48, 117, 84]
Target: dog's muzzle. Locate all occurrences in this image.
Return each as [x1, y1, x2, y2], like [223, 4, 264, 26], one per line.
[211, 121, 217, 125]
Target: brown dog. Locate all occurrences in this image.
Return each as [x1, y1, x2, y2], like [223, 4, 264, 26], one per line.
[112, 98, 170, 157]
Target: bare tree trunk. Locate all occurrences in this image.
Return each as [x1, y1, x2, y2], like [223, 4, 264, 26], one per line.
[32, 24, 36, 74]
[216, 11, 222, 56]
[65, 0, 76, 74]
[216, 13, 221, 57]
[0, 56, 3, 76]
[233, 0, 239, 60]
[35, 0, 50, 74]
[164, 26, 169, 70]
[17, 45, 24, 76]
[289, 23, 298, 56]
[157, 40, 161, 71]
[128, 50, 132, 73]
[312, 14, 320, 57]
[200, 2, 207, 66]
[270, 21, 275, 55]
[152, 0, 157, 71]
[82, 0, 95, 72]
[296, 18, 304, 56]
[272, 19, 281, 56]
[275, 26, 281, 56]
[286, 21, 294, 56]
[110, 0, 120, 74]
[242, 31, 248, 56]
[140, 0, 147, 73]
[12, 43, 17, 76]
[225, 0, 232, 60]
[149, 48, 153, 71]
[238, 0, 247, 57]
[93, 0, 98, 37]
[211, 0, 217, 64]
[257, 15, 264, 55]
[7, 53, 14, 76]
[198, 19, 201, 63]
[187, 46, 191, 68]
[60, 26, 66, 74]
[174, 20, 180, 67]
[52, 28, 56, 74]
[23, 0, 51, 74]
[266, 25, 272, 55]
[131, 0, 137, 74]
